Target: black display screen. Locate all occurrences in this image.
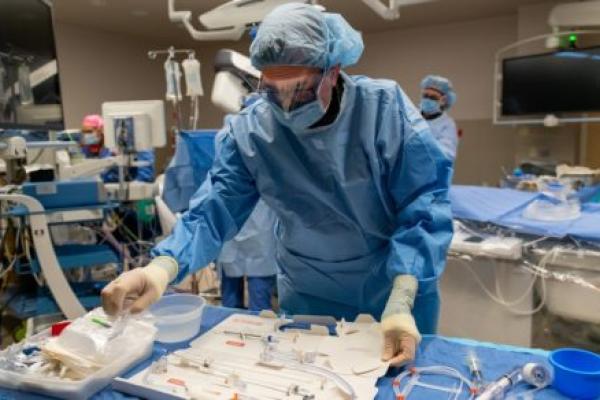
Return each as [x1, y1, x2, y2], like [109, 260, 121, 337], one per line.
[0, 0, 64, 130]
[502, 46, 600, 116]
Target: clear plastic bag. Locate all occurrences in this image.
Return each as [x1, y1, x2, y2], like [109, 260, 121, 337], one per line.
[41, 309, 147, 378]
[0, 308, 156, 399]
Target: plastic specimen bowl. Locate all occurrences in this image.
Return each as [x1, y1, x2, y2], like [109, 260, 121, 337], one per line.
[149, 294, 205, 343]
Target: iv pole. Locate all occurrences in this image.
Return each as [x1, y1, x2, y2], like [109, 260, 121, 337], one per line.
[147, 46, 201, 294]
[147, 46, 196, 133]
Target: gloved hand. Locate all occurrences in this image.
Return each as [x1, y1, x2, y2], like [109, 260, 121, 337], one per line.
[381, 275, 422, 367]
[101, 256, 178, 315]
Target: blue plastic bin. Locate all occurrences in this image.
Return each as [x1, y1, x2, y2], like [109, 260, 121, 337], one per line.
[549, 348, 600, 399]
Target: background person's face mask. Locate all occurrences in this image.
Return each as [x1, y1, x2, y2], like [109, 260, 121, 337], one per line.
[420, 98, 442, 116]
[82, 132, 100, 145]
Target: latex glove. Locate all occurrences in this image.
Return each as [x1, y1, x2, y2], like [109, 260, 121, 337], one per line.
[101, 256, 178, 315]
[381, 275, 422, 367]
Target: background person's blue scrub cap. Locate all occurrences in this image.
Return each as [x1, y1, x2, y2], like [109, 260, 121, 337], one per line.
[421, 75, 457, 108]
[250, 3, 364, 70]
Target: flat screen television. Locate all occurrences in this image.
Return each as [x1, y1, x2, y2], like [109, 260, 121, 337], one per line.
[502, 46, 600, 116]
[0, 0, 64, 130]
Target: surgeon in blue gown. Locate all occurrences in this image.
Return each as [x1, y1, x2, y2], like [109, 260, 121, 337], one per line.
[102, 3, 453, 367]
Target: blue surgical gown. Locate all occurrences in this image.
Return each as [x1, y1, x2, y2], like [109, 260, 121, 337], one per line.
[153, 73, 453, 330]
[428, 112, 458, 161]
[214, 113, 278, 279]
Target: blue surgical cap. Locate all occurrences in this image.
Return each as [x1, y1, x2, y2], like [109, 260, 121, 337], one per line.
[421, 75, 457, 108]
[250, 3, 364, 70]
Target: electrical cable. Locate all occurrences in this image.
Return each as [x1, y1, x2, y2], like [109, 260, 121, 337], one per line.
[27, 147, 47, 165]
[0, 257, 16, 281]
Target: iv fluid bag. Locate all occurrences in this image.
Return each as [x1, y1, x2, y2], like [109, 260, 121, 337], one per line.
[182, 58, 203, 97]
[164, 59, 182, 102]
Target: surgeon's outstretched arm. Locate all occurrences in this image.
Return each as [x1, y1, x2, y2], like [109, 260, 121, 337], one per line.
[102, 131, 259, 315]
[380, 89, 454, 365]
[381, 275, 420, 366]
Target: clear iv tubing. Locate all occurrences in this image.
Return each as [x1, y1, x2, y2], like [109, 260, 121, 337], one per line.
[451, 221, 544, 314]
[182, 357, 311, 386]
[392, 366, 476, 400]
[286, 362, 357, 400]
[521, 257, 600, 293]
[174, 355, 287, 399]
[258, 342, 356, 398]
[454, 251, 548, 316]
[176, 343, 356, 399]
[173, 351, 325, 400]
[262, 346, 314, 364]
[175, 350, 315, 384]
[189, 350, 357, 400]
[190, 96, 199, 129]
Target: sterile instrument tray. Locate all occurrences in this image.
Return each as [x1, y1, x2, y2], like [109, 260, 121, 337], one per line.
[0, 319, 156, 400]
[113, 313, 388, 400]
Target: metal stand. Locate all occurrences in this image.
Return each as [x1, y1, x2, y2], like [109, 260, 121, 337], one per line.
[0, 193, 86, 319]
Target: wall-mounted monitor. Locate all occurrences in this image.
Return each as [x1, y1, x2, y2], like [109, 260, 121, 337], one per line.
[502, 46, 600, 116]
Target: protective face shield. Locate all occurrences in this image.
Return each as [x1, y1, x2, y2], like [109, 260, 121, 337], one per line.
[82, 132, 100, 145]
[259, 67, 342, 131]
[258, 71, 325, 112]
[258, 70, 330, 131]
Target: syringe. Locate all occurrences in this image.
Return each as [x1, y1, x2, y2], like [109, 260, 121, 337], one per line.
[466, 350, 484, 394]
[476, 363, 552, 400]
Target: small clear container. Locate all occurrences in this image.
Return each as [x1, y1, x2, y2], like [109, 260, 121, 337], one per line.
[523, 179, 581, 221]
[149, 294, 205, 343]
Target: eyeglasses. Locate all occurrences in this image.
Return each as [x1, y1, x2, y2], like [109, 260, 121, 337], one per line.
[422, 93, 443, 102]
[257, 71, 325, 112]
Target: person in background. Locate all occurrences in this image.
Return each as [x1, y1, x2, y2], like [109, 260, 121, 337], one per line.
[420, 75, 459, 161]
[80, 114, 110, 159]
[217, 199, 277, 311]
[80, 114, 155, 183]
[101, 4, 453, 368]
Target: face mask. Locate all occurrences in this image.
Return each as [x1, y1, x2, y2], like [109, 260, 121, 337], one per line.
[420, 98, 442, 116]
[82, 133, 100, 145]
[269, 97, 327, 132]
